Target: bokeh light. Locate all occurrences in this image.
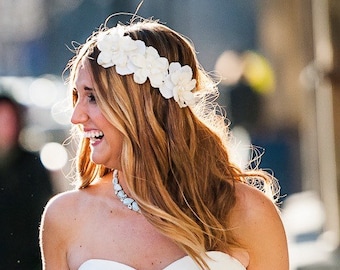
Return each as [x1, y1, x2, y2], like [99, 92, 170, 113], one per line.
[51, 98, 72, 126]
[19, 125, 50, 152]
[215, 50, 244, 85]
[242, 51, 275, 94]
[40, 142, 68, 171]
[29, 77, 59, 108]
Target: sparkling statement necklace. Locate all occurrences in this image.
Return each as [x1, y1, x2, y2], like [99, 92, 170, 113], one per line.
[112, 170, 141, 213]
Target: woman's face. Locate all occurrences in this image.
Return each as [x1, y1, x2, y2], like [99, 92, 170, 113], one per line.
[71, 60, 123, 169]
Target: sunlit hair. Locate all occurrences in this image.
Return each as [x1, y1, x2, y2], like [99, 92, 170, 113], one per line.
[66, 18, 278, 269]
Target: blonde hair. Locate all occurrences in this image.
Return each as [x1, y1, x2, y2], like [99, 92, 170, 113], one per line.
[67, 19, 276, 269]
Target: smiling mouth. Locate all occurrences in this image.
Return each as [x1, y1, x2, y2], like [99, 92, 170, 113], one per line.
[84, 130, 104, 143]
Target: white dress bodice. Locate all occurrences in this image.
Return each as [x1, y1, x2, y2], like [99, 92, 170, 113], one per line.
[78, 251, 246, 270]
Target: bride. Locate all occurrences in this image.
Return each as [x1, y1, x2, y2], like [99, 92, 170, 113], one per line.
[40, 17, 289, 270]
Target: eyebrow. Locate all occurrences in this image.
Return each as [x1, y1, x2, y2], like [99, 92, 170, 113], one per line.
[84, 86, 94, 91]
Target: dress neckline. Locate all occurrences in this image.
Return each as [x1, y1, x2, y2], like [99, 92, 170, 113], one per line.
[78, 251, 246, 270]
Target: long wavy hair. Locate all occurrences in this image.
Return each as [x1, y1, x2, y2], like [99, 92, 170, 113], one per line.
[66, 18, 276, 269]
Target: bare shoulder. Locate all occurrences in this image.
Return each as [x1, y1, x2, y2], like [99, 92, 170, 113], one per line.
[232, 181, 279, 219]
[230, 182, 289, 270]
[40, 190, 87, 269]
[42, 190, 83, 223]
[41, 190, 85, 239]
[231, 181, 283, 236]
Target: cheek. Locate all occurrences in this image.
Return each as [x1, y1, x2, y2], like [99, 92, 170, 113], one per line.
[101, 118, 124, 149]
[95, 108, 125, 150]
[108, 129, 124, 152]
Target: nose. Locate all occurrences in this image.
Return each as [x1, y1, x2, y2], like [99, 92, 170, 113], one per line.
[71, 101, 88, 125]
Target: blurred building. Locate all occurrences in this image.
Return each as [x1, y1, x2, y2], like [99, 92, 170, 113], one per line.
[257, 0, 340, 269]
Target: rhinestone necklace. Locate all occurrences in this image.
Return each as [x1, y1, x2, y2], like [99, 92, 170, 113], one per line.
[112, 170, 141, 213]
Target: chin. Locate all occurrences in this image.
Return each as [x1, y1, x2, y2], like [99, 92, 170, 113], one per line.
[90, 154, 105, 166]
[90, 156, 113, 169]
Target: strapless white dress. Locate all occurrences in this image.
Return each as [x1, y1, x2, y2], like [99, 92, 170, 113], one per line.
[78, 251, 246, 269]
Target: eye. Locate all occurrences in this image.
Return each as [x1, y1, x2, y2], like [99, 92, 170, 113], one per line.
[88, 93, 96, 103]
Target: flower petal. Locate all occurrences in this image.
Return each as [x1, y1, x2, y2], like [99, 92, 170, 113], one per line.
[159, 85, 173, 99]
[116, 65, 134, 76]
[149, 73, 164, 88]
[134, 69, 148, 84]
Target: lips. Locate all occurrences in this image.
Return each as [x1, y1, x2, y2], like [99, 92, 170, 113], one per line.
[83, 130, 104, 143]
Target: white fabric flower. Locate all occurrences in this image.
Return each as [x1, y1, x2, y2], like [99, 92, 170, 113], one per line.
[130, 46, 169, 88]
[97, 28, 146, 75]
[96, 26, 197, 108]
[160, 63, 196, 107]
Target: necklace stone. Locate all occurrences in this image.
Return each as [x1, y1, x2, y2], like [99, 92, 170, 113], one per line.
[112, 169, 141, 213]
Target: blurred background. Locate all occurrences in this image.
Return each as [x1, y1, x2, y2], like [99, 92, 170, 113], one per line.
[0, 0, 339, 269]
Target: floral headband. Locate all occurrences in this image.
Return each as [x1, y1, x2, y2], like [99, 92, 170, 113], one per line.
[96, 25, 196, 108]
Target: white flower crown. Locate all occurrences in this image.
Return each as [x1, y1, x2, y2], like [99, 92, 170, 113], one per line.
[96, 25, 197, 108]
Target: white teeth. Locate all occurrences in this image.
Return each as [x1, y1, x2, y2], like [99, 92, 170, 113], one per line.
[83, 131, 104, 140]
